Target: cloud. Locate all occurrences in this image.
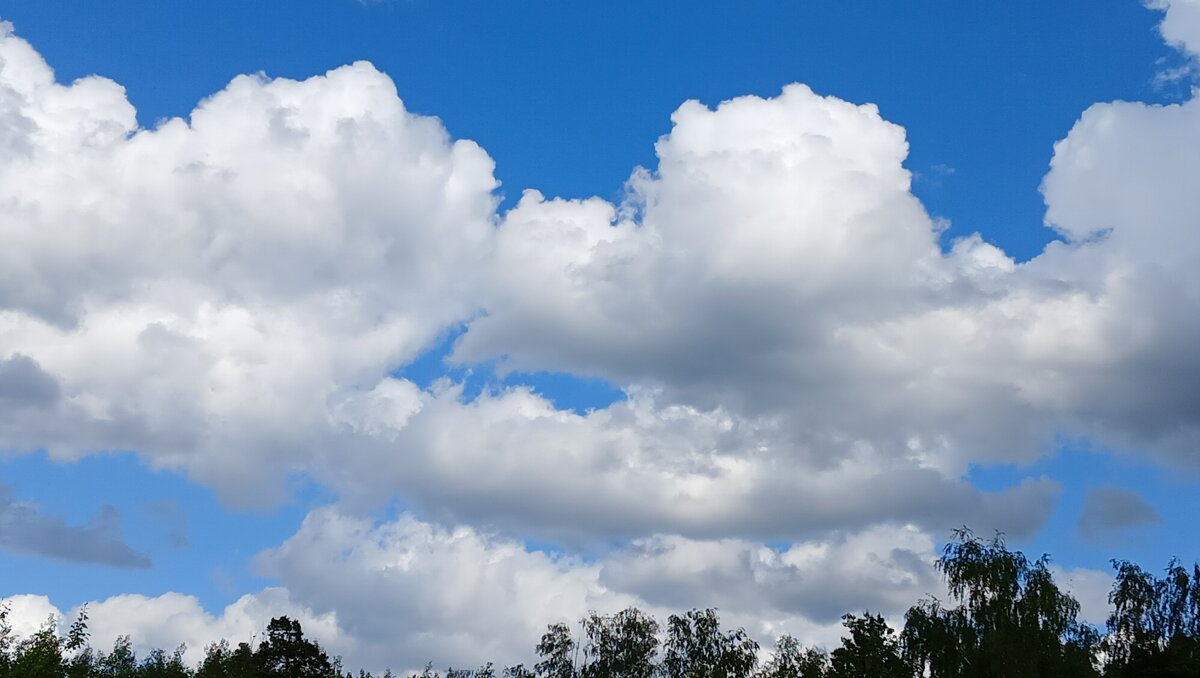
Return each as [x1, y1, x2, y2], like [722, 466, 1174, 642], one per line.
[0, 353, 60, 409]
[1051, 565, 1115, 627]
[3, 507, 945, 673]
[4, 0, 1200, 546]
[1077, 487, 1160, 540]
[0, 21, 1059, 542]
[599, 524, 943, 625]
[313, 382, 1057, 542]
[0, 23, 498, 506]
[0, 484, 150, 568]
[1149, 0, 1200, 59]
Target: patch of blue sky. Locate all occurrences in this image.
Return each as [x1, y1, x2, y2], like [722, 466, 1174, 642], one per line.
[0, 453, 317, 613]
[396, 327, 626, 415]
[966, 444, 1198, 578]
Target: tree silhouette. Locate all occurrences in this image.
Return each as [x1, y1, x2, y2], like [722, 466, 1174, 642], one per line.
[254, 616, 336, 678]
[579, 608, 658, 678]
[1103, 559, 1200, 676]
[827, 613, 909, 678]
[756, 635, 827, 678]
[661, 608, 758, 678]
[901, 528, 1098, 678]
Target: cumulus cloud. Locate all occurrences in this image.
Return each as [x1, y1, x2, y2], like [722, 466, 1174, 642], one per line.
[317, 383, 1057, 541]
[0, 353, 59, 409]
[0, 21, 497, 505]
[0, 484, 149, 568]
[1077, 487, 1160, 541]
[599, 524, 942, 625]
[0, 19, 1059, 541]
[4, 508, 944, 672]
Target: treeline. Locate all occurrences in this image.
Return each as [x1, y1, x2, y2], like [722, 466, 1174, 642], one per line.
[3, 530, 1200, 677]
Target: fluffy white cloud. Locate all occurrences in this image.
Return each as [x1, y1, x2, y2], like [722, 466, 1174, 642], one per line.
[1150, 0, 1200, 59]
[0, 22, 497, 505]
[0, 19, 1056, 539]
[317, 383, 1057, 541]
[599, 524, 942, 625]
[5, 509, 943, 672]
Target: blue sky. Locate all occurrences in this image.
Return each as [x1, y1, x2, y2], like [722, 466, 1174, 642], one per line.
[2, 0, 1200, 671]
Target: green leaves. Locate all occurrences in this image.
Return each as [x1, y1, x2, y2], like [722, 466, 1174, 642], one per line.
[661, 608, 758, 678]
[904, 529, 1100, 678]
[1103, 558, 1200, 676]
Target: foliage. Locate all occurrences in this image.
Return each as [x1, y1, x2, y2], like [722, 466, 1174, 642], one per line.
[902, 529, 1100, 678]
[827, 613, 909, 678]
[1103, 558, 1200, 677]
[661, 608, 758, 678]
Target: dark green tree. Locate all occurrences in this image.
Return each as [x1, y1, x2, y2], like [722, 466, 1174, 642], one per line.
[756, 635, 827, 678]
[901, 529, 1098, 678]
[827, 613, 909, 678]
[255, 617, 337, 678]
[95, 635, 139, 677]
[139, 646, 191, 678]
[1103, 559, 1200, 677]
[578, 609, 658, 678]
[534, 623, 576, 678]
[661, 608, 758, 678]
[10, 616, 66, 678]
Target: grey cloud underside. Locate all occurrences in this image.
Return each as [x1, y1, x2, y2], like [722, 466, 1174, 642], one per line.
[0, 484, 150, 568]
[0, 354, 59, 408]
[1077, 487, 1161, 540]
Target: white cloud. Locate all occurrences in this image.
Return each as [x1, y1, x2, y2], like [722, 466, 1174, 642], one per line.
[1051, 566, 1115, 627]
[0, 24, 498, 505]
[1150, 0, 1200, 59]
[0, 21, 1058, 539]
[317, 383, 1057, 541]
[5, 509, 943, 673]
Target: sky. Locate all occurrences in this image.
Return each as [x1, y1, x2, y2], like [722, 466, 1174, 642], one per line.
[1, 0, 1199, 671]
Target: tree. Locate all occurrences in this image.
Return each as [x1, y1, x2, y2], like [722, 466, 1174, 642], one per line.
[901, 529, 1098, 678]
[255, 616, 337, 678]
[661, 608, 758, 678]
[827, 613, 909, 678]
[756, 635, 827, 678]
[96, 635, 139, 677]
[534, 623, 576, 678]
[10, 616, 66, 678]
[578, 609, 658, 678]
[1103, 558, 1200, 676]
